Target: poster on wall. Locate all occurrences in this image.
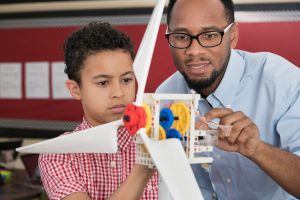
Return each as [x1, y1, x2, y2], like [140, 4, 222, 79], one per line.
[0, 63, 22, 99]
[25, 62, 50, 99]
[51, 62, 72, 99]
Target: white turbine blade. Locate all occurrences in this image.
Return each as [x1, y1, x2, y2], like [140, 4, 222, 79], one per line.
[16, 119, 123, 154]
[134, 0, 165, 104]
[139, 130, 204, 200]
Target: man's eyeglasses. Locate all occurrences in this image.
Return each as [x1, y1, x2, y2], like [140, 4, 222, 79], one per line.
[165, 23, 234, 49]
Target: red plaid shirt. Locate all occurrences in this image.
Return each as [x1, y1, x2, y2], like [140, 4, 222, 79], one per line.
[39, 118, 158, 200]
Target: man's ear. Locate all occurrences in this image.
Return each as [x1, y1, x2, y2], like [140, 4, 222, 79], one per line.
[230, 23, 239, 49]
[66, 79, 81, 100]
[165, 26, 169, 33]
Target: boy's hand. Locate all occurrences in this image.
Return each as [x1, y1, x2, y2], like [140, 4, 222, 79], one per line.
[203, 108, 261, 157]
[134, 164, 156, 177]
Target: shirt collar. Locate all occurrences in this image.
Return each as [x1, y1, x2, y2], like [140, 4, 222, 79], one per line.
[76, 117, 133, 152]
[75, 117, 92, 131]
[208, 49, 245, 108]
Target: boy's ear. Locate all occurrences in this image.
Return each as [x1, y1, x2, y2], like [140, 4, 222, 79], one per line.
[66, 79, 81, 100]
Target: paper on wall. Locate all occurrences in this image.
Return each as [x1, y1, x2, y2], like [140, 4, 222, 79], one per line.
[0, 63, 22, 99]
[51, 62, 72, 99]
[25, 62, 49, 99]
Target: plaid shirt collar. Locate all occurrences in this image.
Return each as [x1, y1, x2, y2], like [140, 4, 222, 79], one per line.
[74, 117, 133, 152]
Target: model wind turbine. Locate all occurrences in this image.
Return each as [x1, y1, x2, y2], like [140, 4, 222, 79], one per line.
[17, 0, 213, 199]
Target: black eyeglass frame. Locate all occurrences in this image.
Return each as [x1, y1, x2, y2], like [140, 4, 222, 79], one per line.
[165, 23, 234, 49]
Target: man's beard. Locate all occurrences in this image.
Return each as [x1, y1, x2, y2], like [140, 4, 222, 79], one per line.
[182, 69, 222, 90]
[181, 54, 230, 93]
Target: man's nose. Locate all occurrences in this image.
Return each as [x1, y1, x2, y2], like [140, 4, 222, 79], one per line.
[185, 38, 206, 56]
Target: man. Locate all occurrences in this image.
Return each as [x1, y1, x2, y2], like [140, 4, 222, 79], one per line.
[156, 0, 300, 199]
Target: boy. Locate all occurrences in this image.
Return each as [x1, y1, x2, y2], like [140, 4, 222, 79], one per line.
[39, 22, 158, 200]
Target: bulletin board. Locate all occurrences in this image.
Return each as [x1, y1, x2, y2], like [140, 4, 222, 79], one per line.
[0, 14, 300, 126]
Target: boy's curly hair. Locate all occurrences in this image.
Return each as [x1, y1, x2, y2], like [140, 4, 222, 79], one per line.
[64, 22, 135, 85]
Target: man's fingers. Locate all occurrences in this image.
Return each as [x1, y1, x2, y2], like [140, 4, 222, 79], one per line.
[217, 138, 238, 152]
[195, 119, 208, 129]
[204, 108, 233, 121]
[227, 117, 252, 144]
[219, 111, 245, 125]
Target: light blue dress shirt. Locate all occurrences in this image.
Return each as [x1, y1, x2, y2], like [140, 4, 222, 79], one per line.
[156, 49, 300, 200]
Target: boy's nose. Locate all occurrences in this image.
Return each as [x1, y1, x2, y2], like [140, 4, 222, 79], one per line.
[111, 83, 124, 99]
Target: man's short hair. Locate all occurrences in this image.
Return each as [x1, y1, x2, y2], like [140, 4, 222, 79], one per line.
[167, 0, 235, 25]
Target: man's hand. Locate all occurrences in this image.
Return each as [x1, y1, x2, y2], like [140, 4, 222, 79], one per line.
[202, 108, 261, 157]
